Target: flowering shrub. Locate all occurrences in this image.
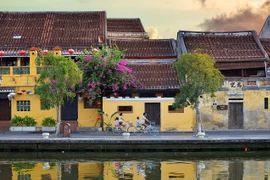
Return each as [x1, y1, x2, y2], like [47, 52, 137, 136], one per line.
[77, 46, 142, 104]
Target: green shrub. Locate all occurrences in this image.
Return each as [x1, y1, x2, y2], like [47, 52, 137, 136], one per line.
[42, 117, 56, 127]
[24, 116, 37, 126]
[10, 115, 24, 126]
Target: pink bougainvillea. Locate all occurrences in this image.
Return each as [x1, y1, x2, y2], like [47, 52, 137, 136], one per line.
[77, 46, 143, 105]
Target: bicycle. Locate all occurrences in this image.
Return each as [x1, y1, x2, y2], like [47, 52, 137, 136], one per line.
[134, 123, 159, 136]
[112, 122, 140, 135]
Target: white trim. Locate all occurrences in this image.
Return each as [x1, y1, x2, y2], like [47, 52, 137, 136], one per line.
[105, 97, 174, 101]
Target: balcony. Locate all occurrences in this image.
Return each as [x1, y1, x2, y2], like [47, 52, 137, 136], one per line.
[0, 66, 30, 75]
[13, 67, 30, 74]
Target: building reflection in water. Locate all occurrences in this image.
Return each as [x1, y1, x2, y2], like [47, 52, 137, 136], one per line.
[0, 159, 269, 179]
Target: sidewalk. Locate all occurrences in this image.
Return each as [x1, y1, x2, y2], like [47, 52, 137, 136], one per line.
[0, 130, 270, 140]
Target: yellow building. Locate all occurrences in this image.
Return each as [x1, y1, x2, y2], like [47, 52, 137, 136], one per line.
[177, 30, 270, 130]
[0, 11, 107, 131]
[103, 38, 195, 131]
[0, 13, 196, 132]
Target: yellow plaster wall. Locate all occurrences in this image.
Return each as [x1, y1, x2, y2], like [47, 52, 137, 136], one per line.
[102, 97, 195, 132]
[199, 88, 270, 130]
[11, 86, 56, 126]
[77, 99, 99, 127]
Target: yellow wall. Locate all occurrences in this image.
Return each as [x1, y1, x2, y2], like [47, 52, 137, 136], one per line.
[77, 96, 99, 127]
[102, 97, 195, 132]
[199, 79, 270, 130]
[11, 86, 56, 126]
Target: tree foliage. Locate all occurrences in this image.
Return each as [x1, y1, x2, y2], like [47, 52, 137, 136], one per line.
[34, 52, 83, 135]
[173, 50, 224, 109]
[77, 46, 143, 104]
[35, 53, 83, 108]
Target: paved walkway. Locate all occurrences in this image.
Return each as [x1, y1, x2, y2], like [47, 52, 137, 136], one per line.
[1, 130, 270, 140]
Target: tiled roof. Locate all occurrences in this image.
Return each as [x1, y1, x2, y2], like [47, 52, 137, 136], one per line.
[178, 31, 266, 61]
[259, 39, 270, 67]
[263, 44, 270, 56]
[107, 18, 145, 32]
[0, 11, 106, 56]
[128, 63, 179, 90]
[260, 39, 270, 54]
[110, 39, 177, 59]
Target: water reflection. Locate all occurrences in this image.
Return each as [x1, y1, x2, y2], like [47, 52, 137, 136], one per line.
[0, 152, 269, 179]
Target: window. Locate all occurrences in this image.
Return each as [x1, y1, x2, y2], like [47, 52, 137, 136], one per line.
[118, 106, 133, 113]
[168, 105, 184, 113]
[84, 98, 97, 109]
[265, 98, 268, 109]
[17, 100, 30, 111]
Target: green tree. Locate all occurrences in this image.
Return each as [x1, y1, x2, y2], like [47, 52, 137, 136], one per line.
[173, 50, 224, 136]
[35, 53, 83, 136]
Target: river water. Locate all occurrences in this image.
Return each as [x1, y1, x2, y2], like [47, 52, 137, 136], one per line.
[1, 151, 270, 180]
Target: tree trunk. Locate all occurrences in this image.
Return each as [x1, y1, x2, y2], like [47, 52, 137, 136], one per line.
[196, 97, 205, 136]
[56, 105, 62, 136]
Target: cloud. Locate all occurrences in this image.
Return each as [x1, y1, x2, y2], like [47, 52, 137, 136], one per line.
[199, 0, 270, 33]
[145, 26, 163, 39]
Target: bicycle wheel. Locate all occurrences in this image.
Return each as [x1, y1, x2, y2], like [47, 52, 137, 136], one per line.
[134, 127, 144, 136]
[149, 127, 159, 136]
[127, 126, 136, 135]
[112, 127, 122, 135]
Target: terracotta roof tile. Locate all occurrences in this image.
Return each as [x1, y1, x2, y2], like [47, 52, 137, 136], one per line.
[263, 44, 270, 56]
[259, 39, 270, 67]
[128, 63, 179, 90]
[179, 31, 265, 60]
[107, 18, 145, 32]
[111, 39, 177, 59]
[0, 11, 106, 56]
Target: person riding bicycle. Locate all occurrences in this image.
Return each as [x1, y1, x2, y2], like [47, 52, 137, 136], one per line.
[136, 116, 140, 127]
[119, 113, 127, 127]
[119, 113, 132, 132]
[140, 112, 151, 128]
[115, 117, 119, 129]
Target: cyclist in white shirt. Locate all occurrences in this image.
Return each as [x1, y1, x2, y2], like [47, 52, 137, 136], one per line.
[140, 112, 150, 128]
[119, 113, 125, 127]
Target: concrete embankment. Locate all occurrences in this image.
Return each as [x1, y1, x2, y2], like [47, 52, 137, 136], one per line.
[0, 138, 270, 152]
[1, 131, 270, 152]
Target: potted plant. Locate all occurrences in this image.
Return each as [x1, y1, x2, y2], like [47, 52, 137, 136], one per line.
[23, 115, 37, 131]
[10, 115, 24, 131]
[102, 111, 118, 132]
[41, 117, 57, 132]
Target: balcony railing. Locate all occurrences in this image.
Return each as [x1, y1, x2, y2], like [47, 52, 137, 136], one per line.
[0, 67, 10, 74]
[0, 66, 30, 75]
[13, 67, 30, 74]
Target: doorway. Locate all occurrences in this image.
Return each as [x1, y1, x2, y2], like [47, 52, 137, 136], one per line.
[144, 103, 160, 126]
[228, 102, 243, 129]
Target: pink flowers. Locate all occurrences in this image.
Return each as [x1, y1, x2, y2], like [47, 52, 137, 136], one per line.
[77, 46, 143, 105]
[84, 55, 93, 62]
[119, 60, 128, 66]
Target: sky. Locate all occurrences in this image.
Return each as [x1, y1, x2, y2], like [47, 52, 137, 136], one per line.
[0, 0, 269, 39]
